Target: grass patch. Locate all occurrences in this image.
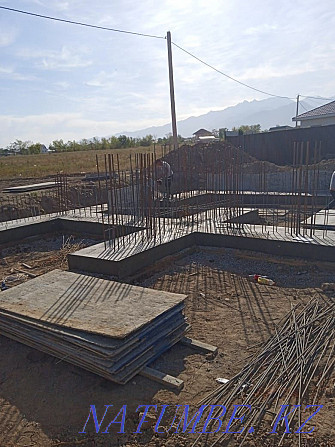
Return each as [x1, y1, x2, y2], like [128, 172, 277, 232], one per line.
[0, 146, 166, 179]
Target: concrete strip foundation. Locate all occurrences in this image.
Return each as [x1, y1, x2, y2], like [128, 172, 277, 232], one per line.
[2, 204, 335, 279]
[68, 229, 335, 279]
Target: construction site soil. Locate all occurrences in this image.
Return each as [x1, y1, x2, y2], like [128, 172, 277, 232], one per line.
[1, 151, 335, 447]
[0, 237, 334, 447]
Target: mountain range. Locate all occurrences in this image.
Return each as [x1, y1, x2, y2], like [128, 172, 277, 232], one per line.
[116, 97, 332, 138]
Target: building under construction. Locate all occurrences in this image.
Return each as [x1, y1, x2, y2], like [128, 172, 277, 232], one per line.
[0, 141, 334, 447]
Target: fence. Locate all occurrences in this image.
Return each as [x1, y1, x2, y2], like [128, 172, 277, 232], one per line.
[226, 124, 335, 165]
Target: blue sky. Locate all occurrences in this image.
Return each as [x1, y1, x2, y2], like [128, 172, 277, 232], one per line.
[0, 0, 334, 147]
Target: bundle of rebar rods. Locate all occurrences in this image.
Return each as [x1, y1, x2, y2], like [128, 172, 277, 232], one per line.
[194, 297, 334, 447]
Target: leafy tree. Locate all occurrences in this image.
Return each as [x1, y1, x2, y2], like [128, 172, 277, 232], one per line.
[139, 134, 153, 147]
[28, 143, 43, 154]
[219, 128, 227, 139]
[232, 124, 261, 135]
[117, 135, 129, 148]
[6, 139, 32, 154]
[49, 139, 67, 152]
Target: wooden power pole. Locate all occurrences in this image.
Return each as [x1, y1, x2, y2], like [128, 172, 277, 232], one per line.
[166, 31, 178, 150]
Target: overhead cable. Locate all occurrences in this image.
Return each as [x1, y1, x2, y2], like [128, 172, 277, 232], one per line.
[1, 5, 333, 102]
[172, 41, 296, 100]
[0, 5, 165, 40]
[300, 95, 334, 101]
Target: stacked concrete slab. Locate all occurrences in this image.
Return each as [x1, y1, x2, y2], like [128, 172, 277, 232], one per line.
[0, 270, 189, 384]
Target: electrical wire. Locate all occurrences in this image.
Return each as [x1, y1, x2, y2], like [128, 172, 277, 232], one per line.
[1, 5, 333, 103]
[172, 41, 296, 100]
[0, 5, 165, 40]
[299, 102, 309, 112]
[300, 95, 335, 101]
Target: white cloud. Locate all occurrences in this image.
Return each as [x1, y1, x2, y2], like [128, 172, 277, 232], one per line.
[0, 65, 37, 81]
[0, 28, 17, 47]
[0, 112, 170, 147]
[235, 63, 319, 82]
[85, 71, 117, 88]
[20, 0, 70, 10]
[0, 66, 12, 75]
[16, 46, 92, 70]
[1, 0, 335, 145]
[244, 24, 278, 35]
[52, 1, 70, 11]
[40, 46, 92, 70]
[54, 81, 70, 89]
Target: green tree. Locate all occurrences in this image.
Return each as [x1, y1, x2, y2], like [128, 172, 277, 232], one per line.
[139, 134, 154, 147]
[219, 128, 227, 139]
[49, 139, 68, 152]
[232, 124, 261, 135]
[117, 135, 130, 148]
[7, 139, 32, 154]
[28, 143, 43, 154]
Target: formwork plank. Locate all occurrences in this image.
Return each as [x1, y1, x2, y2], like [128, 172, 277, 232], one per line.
[140, 366, 184, 390]
[0, 270, 187, 338]
[181, 336, 218, 356]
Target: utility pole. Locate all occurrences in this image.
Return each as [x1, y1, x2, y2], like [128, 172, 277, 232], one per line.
[295, 94, 300, 127]
[166, 31, 178, 150]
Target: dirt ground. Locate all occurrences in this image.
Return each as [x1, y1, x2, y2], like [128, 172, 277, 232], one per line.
[0, 238, 334, 447]
[0, 234, 102, 290]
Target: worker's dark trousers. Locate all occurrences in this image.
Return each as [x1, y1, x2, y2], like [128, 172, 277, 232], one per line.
[326, 190, 335, 210]
[164, 175, 173, 199]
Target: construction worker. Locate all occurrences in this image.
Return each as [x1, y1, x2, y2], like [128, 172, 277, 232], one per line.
[326, 170, 335, 210]
[155, 159, 173, 200]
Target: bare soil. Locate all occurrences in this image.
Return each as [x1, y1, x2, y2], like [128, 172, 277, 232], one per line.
[0, 240, 334, 447]
[0, 234, 101, 289]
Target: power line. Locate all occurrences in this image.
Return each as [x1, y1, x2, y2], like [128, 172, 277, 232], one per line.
[0, 5, 165, 40]
[172, 41, 296, 100]
[300, 95, 334, 101]
[1, 5, 333, 103]
[299, 102, 309, 112]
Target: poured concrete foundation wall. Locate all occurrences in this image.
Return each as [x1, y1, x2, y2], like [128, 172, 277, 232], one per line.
[0, 219, 59, 245]
[68, 230, 335, 279]
[0, 216, 144, 245]
[208, 171, 332, 194]
[195, 233, 335, 263]
[68, 233, 196, 278]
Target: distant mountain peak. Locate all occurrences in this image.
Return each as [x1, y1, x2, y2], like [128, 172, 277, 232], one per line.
[113, 97, 329, 139]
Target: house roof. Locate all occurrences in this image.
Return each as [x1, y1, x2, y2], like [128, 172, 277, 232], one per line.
[198, 136, 216, 140]
[293, 100, 335, 121]
[193, 128, 213, 136]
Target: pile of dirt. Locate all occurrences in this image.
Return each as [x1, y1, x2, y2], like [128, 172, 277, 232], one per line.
[164, 143, 256, 174]
[241, 159, 289, 174]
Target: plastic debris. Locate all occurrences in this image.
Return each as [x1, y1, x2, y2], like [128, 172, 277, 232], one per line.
[249, 274, 275, 285]
[1, 281, 8, 291]
[216, 377, 229, 384]
[257, 276, 275, 286]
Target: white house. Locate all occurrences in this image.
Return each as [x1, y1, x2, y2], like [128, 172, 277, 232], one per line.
[193, 129, 218, 143]
[292, 100, 335, 128]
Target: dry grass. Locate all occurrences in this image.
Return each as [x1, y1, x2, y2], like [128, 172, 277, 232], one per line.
[0, 146, 165, 179]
